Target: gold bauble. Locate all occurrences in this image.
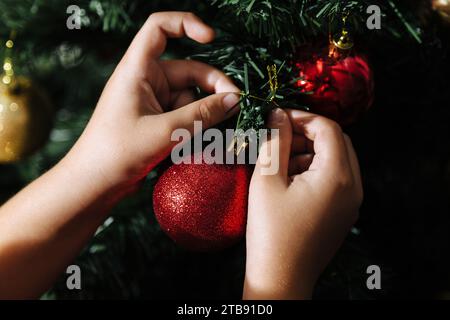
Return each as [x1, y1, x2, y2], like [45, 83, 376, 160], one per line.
[433, 0, 450, 24]
[0, 76, 53, 163]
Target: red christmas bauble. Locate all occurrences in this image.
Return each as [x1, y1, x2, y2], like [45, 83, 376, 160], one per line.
[153, 157, 252, 251]
[295, 55, 374, 126]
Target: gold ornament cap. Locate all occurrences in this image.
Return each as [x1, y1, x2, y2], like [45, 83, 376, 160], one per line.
[332, 29, 354, 51]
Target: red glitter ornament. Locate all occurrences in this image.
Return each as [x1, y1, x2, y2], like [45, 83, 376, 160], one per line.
[295, 55, 374, 126]
[153, 156, 252, 251]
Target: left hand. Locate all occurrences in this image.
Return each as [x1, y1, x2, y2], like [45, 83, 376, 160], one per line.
[64, 11, 240, 194]
[0, 11, 240, 299]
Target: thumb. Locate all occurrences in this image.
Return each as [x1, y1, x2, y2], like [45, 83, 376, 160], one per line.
[253, 108, 292, 186]
[164, 92, 240, 134]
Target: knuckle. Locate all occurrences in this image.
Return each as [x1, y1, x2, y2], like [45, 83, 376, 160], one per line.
[326, 118, 342, 133]
[333, 172, 353, 190]
[183, 12, 197, 20]
[198, 100, 214, 127]
[315, 116, 342, 135]
[147, 12, 160, 24]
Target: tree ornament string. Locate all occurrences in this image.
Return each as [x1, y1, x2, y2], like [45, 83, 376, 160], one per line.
[228, 63, 283, 155]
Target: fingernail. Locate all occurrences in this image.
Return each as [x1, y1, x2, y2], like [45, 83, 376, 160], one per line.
[223, 93, 240, 112]
[268, 108, 286, 125]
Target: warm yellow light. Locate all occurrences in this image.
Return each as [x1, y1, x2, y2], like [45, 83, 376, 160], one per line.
[5, 40, 14, 49]
[2, 75, 11, 85]
[9, 103, 19, 112]
[3, 62, 12, 71]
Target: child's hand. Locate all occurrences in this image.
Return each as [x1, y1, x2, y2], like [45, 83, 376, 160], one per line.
[244, 109, 363, 299]
[0, 12, 240, 298]
[65, 12, 239, 192]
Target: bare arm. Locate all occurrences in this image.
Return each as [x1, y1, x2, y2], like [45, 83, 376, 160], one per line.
[0, 11, 239, 299]
[0, 154, 126, 298]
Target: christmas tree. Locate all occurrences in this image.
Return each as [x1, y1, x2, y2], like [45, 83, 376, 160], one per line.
[1, 0, 450, 299]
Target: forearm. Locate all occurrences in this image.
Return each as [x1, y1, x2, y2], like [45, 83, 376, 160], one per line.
[0, 155, 128, 299]
[243, 242, 316, 300]
[243, 266, 315, 300]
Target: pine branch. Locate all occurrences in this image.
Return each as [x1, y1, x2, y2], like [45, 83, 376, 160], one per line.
[208, 0, 423, 47]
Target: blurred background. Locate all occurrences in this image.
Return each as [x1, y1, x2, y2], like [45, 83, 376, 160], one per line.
[0, 0, 449, 299]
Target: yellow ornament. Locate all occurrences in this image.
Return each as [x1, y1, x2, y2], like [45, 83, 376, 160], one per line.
[0, 76, 53, 163]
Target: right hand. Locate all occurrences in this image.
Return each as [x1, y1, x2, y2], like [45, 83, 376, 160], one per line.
[244, 108, 363, 299]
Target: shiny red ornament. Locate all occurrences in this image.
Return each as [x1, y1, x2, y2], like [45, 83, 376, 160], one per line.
[295, 55, 374, 126]
[153, 157, 252, 251]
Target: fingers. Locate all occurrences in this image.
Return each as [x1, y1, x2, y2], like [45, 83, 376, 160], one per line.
[343, 134, 364, 203]
[288, 154, 314, 176]
[161, 92, 240, 134]
[159, 60, 239, 95]
[170, 89, 196, 109]
[253, 109, 292, 187]
[291, 134, 313, 155]
[285, 109, 350, 175]
[127, 12, 214, 63]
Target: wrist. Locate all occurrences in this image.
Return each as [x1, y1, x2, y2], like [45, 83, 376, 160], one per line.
[66, 128, 146, 190]
[58, 149, 137, 208]
[243, 251, 316, 300]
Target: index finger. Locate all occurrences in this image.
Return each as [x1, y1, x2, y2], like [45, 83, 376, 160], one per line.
[159, 60, 239, 94]
[126, 12, 214, 63]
